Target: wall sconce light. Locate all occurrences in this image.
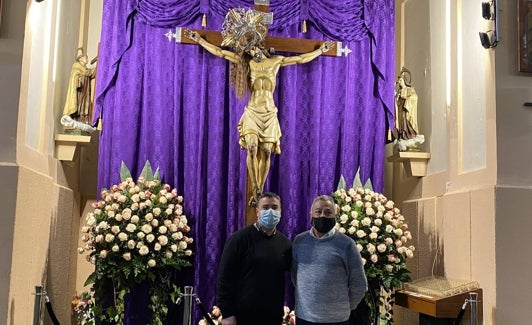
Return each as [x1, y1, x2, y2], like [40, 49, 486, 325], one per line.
[479, 0, 499, 48]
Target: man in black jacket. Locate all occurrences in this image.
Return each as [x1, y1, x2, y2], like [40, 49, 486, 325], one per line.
[216, 192, 292, 325]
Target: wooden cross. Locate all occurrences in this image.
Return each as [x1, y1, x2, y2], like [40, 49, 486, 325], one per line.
[166, 0, 348, 57]
[166, 0, 348, 225]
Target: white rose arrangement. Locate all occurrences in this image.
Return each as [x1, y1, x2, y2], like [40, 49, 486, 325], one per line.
[332, 174, 414, 325]
[78, 161, 193, 325]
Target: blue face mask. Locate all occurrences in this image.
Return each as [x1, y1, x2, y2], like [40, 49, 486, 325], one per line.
[259, 209, 281, 229]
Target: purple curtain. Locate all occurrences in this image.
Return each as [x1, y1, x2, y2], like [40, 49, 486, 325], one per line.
[94, 0, 394, 322]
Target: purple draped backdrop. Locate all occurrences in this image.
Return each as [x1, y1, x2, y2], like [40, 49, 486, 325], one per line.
[94, 0, 394, 323]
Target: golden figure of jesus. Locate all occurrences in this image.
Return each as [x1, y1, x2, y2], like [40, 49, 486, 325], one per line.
[185, 9, 333, 205]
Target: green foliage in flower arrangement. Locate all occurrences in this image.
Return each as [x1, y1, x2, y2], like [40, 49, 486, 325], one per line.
[332, 170, 414, 324]
[78, 161, 194, 325]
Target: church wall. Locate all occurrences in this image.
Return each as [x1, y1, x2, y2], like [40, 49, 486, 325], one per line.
[0, 0, 100, 324]
[393, 0, 498, 324]
[493, 0, 532, 324]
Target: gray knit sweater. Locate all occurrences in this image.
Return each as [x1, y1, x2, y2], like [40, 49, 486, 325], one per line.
[291, 229, 367, 323]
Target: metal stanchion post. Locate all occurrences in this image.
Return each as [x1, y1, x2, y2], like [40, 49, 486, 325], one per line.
[33, 286, 44, 325]
[182, 286, 194, 325]
[469, 292, 478, 325]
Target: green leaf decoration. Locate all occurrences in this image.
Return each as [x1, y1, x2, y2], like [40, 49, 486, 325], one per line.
[364, 178, 374, 191]
[140, 160, 154, 181]
[337, 174, 346, 191]
[352, 168, 363, 189]
[120, 161, 132, 182]
[153, 167, 161, 181]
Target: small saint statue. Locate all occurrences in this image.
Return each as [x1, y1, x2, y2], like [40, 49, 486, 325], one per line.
[61, 47, 96, 133]
[185, 8, 333, 205]
[394, 67, 424, 151]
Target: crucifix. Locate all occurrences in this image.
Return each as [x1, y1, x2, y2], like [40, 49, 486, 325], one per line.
[165, 0, 350, 225]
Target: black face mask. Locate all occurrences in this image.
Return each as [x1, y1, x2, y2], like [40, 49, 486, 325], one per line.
[312, 217, 336, 234]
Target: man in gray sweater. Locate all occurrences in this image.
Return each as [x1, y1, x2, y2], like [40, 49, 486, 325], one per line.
[292, 195, 367, 325]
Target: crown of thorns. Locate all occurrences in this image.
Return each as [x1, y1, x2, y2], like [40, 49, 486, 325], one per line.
[221, 8, 267, 51]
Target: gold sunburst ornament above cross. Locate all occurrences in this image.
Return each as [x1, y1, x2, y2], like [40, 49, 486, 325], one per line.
[221, 8, 268, 52]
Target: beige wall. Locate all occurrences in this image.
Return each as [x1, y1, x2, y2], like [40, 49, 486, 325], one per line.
[0, 0, 99, 324]
[392, 0, 497, 324]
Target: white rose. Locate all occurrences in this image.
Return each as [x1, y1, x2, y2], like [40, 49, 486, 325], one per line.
[356, 230, 366, 238]
[137, 232, 145, 239]
[151, 219, 159, 227]
[127, 240, 136, 249]
[165, 251, 173, 258]
[377, 243, 387, 253]
[370, 226, 380, 233]
[366, 243, 376, 254]
[365, 207, 375, 216]
[112, 245, 120, 252]
[123, 252, 131, 261]
[348, 226, 356, 234]
[406, 248, 414, 258]
[111, 225, 120, 234]
[361, 257, 366, 265]
[131, 215, 140, 224]
[384, 213, 392, 221]
[148, 259, 156, 267]
[395, 240, 403, 247]
[171, 244, 178, 252]
[131, 194, 140, 202]
[356, 244, 363, 252]
[86, 214, 96, 226]
[146, 234, 155, 243]
[154, 243, 162, 251]
[126, 223, 137, 233]
[153, 208, 161, 216]
[385, 225, 394, 233]
[159, 196, 168, 204]
[341, 205, 351, 212]
[350, 219, 359, 227]
[115, 214, 123, 222]
[105, 234, 115, 243]
[165, 208, 173, 216]
[141, 224, 153, 234]
[374, 219, 382, 226]
[178, 241, 187, 250]
[369, 233, 378, 240]
[386, 264, 394, 272]
[370, 254, 378, 263]
[98, 221, 109, 230]
[384, 237, 393, 245]
[95, 234, 103, 243]
[139, 246, 149, 256]
[185, 249, 192, 256]
[107, 211, 115, 218]
[158, 235, 169, 246]
[338, 227, 346, 234]
[339, 214, 348, 224]
[394, 228, 403, 236]
[100, 250, 108, 258]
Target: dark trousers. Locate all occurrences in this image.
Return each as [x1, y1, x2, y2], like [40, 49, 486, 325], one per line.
[296, 317, 349, 325]
[236, 314, 282, 325]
